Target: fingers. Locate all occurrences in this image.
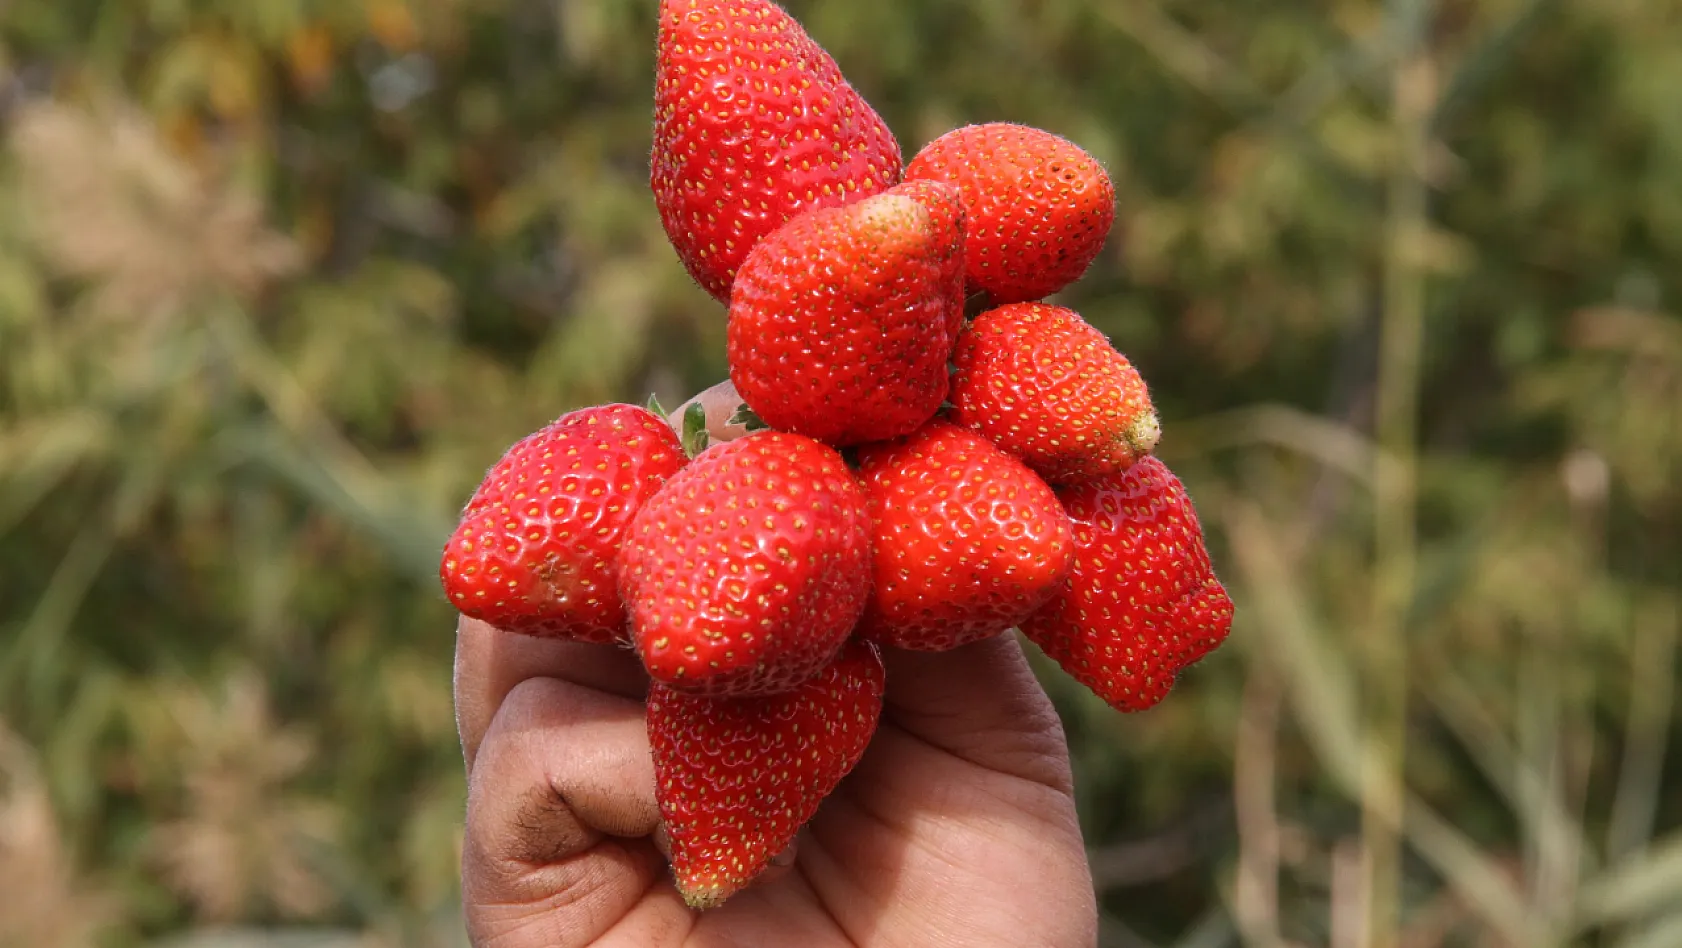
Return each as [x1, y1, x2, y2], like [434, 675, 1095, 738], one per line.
[462, 675, 667, 948]
[462, 673, 818, 948]
[455, 616, 649, 772]
[880, 632, 1075, 793]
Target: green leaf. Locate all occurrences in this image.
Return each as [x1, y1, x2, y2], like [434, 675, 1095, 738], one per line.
[645, 392, 668, 418]
[728, 403, 770, 432]
[682, 402, 710, 458]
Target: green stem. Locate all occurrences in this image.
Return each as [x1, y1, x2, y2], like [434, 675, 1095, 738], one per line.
[1366, 1, 1434, 944]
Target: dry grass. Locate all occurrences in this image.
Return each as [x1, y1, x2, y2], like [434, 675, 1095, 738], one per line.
[0, 722, 118, 948]
[145, 671, 342, 923]
[11, 101, 299, 323]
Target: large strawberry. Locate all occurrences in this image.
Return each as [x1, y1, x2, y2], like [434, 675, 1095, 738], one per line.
[856, 422, 1075, 650]
[650, 638, 885, 908]
[618, 431, 872, 696]
[440, 404, 687, 643]
[905, 122, 1115, 303]
[1021, 457, 1233, 712]
[652, 0, 903, 302]
[727, 180, 965, 446]
[950, 301, 1160, 485]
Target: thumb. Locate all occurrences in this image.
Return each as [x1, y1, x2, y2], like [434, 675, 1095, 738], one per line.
[879, 632, 1076, 794]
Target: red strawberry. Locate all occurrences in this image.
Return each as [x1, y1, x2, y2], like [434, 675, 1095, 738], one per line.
[650, 638, 885, 908]
[652, 0, 903, 302]
[441, 404, 686, 643]
[1021, 457, 1233, 712]
[905, 122, 1115, 303]
[727, 180, 965, 446]
[618, 431, 872, 695]
[856, 422, 1075, 650]
[950, 302, 1160, 485]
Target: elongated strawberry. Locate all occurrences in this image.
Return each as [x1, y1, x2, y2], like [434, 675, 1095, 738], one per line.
[727, 180, 965, 446]
[950, 302, 1160, 485]
[618, 431, 872, 695]
[650, 638, 885, 908]
[1021, 457, 1233, 712]
[441, 404, 686, 643]
[857, 422, 1074, 650]
[652, 0, 903, 302]
[905, 122, 1114, 303]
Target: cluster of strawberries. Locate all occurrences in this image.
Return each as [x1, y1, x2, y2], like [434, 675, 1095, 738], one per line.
[440, 0, 1234, 910]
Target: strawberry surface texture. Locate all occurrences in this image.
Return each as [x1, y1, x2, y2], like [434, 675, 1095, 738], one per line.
[906, 122, 1115, 303]
[857, 422, 1075, 650]
[1021, 457, 1234, 712]
[951, 301, 1161, 485]
[652, 0, 903, 301]
[618, 431, 873, 697]
[440, 404, 686, 643]
[727, 179, 966, 446]
[649, 638, 885, 909]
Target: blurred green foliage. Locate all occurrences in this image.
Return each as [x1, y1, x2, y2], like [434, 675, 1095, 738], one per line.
[1, 0, 1679, 945]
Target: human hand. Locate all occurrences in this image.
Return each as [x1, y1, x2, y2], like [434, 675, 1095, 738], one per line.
[453, 383, 1098, 947]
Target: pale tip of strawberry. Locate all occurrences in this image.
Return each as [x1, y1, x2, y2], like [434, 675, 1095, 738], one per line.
[678, 880, 734, 911]
[1123, 410, 1162, 459]
[854, 193, 928, 239]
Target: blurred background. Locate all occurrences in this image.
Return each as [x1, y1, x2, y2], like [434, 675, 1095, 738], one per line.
[1, 0, 1678, 945]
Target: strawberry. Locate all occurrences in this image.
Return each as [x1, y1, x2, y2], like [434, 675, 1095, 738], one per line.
[618, 431, 872, 696]
[856, 422, 1075, 650]
[649, 638, 885, 908]
[441, 404, 686, 643]
[1020, 457, 1233, 712]
[727, 179, 965, 446]
[950, 302, 1160, 485]
[905, 122, 1115, 303]
[652, 0, 903, 302]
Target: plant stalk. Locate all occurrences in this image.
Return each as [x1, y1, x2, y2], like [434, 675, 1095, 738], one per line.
[1365, 1, 1435, 943]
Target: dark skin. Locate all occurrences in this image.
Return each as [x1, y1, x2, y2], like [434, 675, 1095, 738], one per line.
[454, 383, 1099, 947]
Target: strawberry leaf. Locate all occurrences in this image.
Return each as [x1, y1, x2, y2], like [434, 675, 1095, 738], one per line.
[728, 403, 771, 432]
[682, 402, 710, 457]
[647, 393, 669, 418]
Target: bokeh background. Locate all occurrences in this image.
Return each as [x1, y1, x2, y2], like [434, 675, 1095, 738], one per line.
[2, 0, 1679, 945]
